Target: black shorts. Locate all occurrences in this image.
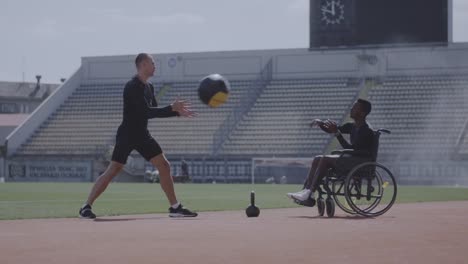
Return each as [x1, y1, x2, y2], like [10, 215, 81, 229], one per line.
[335, 156, 372, 174]
[111, 136, 163, 164]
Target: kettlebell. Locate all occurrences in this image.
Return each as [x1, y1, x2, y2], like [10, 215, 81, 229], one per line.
[245, 191, 260, 217]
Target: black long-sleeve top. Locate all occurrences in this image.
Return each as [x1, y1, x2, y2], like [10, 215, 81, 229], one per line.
[336, 122, 374, 156]
[116, 76, 178, 141]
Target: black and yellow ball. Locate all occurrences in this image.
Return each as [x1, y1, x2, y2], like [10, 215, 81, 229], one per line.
[198, 74, 230, 108]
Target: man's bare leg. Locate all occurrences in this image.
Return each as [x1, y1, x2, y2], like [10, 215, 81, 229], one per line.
[150, 154, 198, 217]
[309, 155, 338, 193]
[86, 161, 124, 206]
[288, 155, 338, 202]
[79, 161, 124, 218]
[287, 156, 322, 201]
[150, 154, 177, 205]
[303, 156, 323, 189]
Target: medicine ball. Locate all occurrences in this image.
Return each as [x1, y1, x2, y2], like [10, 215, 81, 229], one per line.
[198, 74, 230, 108]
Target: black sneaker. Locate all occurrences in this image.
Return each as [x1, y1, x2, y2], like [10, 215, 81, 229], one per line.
[293, 197, 316, 207]
[169, 204, 198, 218]
[79, 204, 96, 219]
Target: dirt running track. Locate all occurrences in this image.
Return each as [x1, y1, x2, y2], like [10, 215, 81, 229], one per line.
[1, 201, 467, 264]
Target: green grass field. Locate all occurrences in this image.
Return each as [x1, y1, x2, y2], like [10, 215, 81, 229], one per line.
[0, 183, 467, 220]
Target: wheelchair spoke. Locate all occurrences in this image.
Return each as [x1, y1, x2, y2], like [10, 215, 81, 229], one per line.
[345, 162, 397, 217]
[347, 194, 382, 199]
[332, 179, 356, 214]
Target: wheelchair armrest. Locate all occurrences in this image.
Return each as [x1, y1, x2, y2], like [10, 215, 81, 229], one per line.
[331, 149, 371, 157]
[331, 149, 353, 155]
[377, 129, 391, 134]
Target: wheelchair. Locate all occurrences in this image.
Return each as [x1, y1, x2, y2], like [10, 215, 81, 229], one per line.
[297, 129, 397, 218]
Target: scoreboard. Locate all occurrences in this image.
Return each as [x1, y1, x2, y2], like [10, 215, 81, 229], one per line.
[309, 0, 449, 48]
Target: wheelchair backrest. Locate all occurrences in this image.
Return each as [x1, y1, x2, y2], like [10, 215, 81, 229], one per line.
[371, 129, 391, 161]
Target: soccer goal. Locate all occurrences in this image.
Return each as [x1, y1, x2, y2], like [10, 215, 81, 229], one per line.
[251, 157, 312, 184]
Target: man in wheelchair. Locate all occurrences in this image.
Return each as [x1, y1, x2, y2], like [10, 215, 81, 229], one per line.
[287, 99, 374, 206]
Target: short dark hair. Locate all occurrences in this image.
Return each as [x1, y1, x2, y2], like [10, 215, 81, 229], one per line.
[135, 53, 150, 68]
[357, 99, 372, 116]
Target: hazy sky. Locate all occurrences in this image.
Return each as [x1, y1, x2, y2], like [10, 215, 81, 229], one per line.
[1, 0, 467, 83]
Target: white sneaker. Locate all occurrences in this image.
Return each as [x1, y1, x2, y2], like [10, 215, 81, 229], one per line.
[286, 189, 305, 199]
[288, 189, 311, 201]
[290, 189, 312, 202]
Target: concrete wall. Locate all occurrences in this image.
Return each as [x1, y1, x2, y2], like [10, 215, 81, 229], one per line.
[81, 43, 468, 82]
[5, 67, 82, 156]
[5, 159, 93, 182]
[0, 99, 41, 114]
[0, 126, 16, 145]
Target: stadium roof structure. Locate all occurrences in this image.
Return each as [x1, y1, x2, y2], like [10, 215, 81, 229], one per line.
[0, 81, 59, 99]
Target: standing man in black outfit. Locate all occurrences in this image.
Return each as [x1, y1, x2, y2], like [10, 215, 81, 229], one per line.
[287, 99, 374, 204]
[79, 53, 198, 218]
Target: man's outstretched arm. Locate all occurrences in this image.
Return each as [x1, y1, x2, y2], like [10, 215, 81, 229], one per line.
[131, 88, 195, 118]
[312, 119, 354, 149]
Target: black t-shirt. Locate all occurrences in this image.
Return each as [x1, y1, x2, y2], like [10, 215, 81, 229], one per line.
[116, 76, 178, 141]
[337, 121, 374, 156]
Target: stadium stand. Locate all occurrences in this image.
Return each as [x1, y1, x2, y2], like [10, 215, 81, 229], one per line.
[16, 80, 252, 156]
[16, 77, 358, 157]
[220, 78, 360, 156]
[368, 75, 468, 159]
[12, 73, 468, 183]
[6, 46, 468, 185]
[12, 77, 359, 182]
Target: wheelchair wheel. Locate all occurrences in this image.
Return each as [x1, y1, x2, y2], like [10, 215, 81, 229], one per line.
[326, 197, 335, 218]
[332, 179, 357, 215]
[344, 162, 397, 217]
[317, 198, 325, 216]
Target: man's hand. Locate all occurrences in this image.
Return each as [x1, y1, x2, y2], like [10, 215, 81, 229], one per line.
[322, 119, 338, 133]
[171, 96, 197, 118]
[310, 119, 324, 128]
